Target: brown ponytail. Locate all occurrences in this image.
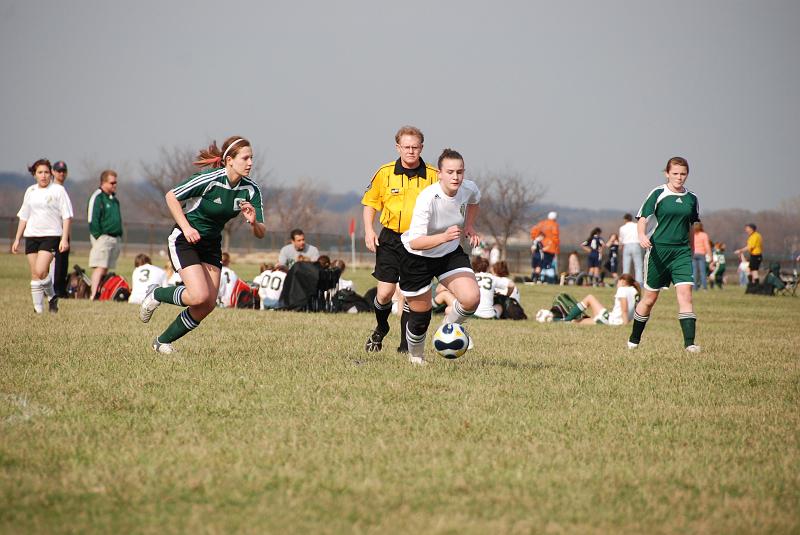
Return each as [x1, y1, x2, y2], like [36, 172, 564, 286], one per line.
[194, 136, 251, 168]
[619, 273, 640, 299]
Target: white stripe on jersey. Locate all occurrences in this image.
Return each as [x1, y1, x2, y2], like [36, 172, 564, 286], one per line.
[87, 189, 102, 222]
[172, 168, 226, 198]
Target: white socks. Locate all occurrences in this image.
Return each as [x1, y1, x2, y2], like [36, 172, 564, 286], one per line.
[30, 277, 55, 314]
[444, 300, 475, 325]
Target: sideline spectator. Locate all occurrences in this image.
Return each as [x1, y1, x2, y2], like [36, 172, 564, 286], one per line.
[491, 260, 520, 301]
[488, 242, 500, 267]
[530, 235, 543, 280]
[129, 254, 166, 304]
[12, 158, 73, 313]
[332, 259, 354, 291]
[362, 125, 438, 354]
[581, 227, 604, 286]
[51, 161, 72, 298]
[619, 213, 643, 283]
[530, 211, 560, 283]
[736, 253, 749, 286]
[708, 242, 726, 289]
[87, 169, 123, 300]
[734, 223, 763, 284]
[560, 250, 583, 286]
[605, 233, 620, 286]
[278, 228, 319, 268]
[558, 274, 640, 325]
[255, 264, 287, 310]
[217, 252, 239, 307]
[692, 222, 712, 290]
[165, 262, 182, 286]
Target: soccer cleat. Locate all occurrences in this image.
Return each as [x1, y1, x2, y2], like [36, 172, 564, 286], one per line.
[48, 296, 59, 313]
[396, 344, 408, 354]
[364, 329, 387, 352]
[408, 355, 427, 366]
[685, 344, 702, 353]
[627, 341, 639, 350]
[139, 284, 160, 323]
[152, 337, 176, 355]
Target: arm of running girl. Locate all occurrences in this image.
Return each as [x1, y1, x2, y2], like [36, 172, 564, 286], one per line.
[239, 201, 265, 239]
[11, 219, 26, 254]
[165, 191, 201, 244]
[59, 218, 72, 253]
[638, 217, 651, 248]
[363, 206, 379, 253]
[409, 226, 462, 250]
[464, 203, 481, 247]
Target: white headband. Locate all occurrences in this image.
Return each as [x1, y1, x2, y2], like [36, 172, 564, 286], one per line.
[222, 138, 246, 162]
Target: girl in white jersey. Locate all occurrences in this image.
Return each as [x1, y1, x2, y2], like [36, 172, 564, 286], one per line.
[12, 159, 73, 314]
[559, 273, 640, 325]
[399, 149, 481, 365]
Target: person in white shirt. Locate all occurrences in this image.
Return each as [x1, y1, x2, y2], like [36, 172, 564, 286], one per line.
[488, 243, 500, 267]
[471, 256, 513, 319]
[619, 213, 643, 284]
[12, 159, 73, 314]
[129, 254, 167, 304]
[255, 264, 287, 309]
[331, 259, 354, 292]
[491, 261, 520, 301]
[399, 149, 481, 365]
[559, 273, 640, 325]
[217, 252, 239, 307]
[166, 263, 183, 286]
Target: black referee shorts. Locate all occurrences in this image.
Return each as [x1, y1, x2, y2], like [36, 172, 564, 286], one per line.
[372, 227, 406, 283]
[399, 246, 473, 297]
[167, 227, 223, 271]
[25, 236, 60, 255]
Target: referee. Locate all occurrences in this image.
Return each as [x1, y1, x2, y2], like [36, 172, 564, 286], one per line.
[362, 125, 438, 353]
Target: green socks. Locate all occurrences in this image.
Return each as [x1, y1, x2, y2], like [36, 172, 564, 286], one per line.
[678, 313, 697, 347]
[154, 286, 187, 306]
[158, 308, 201, 344]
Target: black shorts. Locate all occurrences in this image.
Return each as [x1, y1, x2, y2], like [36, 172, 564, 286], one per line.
[749, 254, 762, 271]
[25, 236, 60, 255]
[541, 252, 555, 270]
[372, 227, 406, 283]
[399, 245, 473, 297]
[167, 227, 222, 271]
[588, 251, 601, 268]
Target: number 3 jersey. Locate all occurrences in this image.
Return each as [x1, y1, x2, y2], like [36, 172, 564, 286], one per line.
[129, 263, 167, 304]
[474, 271, 511, 319]
[171, 167, 264, 240]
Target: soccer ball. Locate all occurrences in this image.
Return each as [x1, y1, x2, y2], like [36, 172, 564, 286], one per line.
[535, 309, 554, 323]
[432, 323, 470, 359]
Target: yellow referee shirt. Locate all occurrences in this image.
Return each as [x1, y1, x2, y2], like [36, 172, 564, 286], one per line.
[362, 158, 438, 234]
[747, 231, 763, 255]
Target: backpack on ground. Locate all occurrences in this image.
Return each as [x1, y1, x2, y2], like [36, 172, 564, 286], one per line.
[97, 273, 131, 302]
[550, 292, 580, 320]
[230, 279, 258, 309]
[332, 288, 371, 313]
[67, 264, 92, 299]
[494, 294, 528, 320]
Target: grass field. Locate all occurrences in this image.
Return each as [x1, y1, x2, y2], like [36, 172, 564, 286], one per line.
[1, 252, 799, 534]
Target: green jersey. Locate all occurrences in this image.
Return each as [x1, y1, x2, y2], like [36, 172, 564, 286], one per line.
[171, 168, 264, 239]
[637, 185, 699, 247]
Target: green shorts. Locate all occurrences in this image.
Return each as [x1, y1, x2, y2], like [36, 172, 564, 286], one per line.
[643, 244, 693, 291]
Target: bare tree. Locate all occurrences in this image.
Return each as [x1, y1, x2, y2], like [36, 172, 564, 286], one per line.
[475, 171, 546, 259]
[265, 178, 321, 233]
[135, 147, 197, 222]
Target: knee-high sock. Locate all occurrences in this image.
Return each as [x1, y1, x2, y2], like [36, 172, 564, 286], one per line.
[154, 286, 187, 306]
[564, 302, 587, 322]
[678, 312, 697, 347]
[406, 309, 432, 359]
[398, 302, 410, 351]
[373, 296, 392, 334]
[40, 275, 54, 300]
[444, 300, 475, 325]
[629, 311, 649, 344]
[158, 308, 201, 344]
[30, 280, 45, 313]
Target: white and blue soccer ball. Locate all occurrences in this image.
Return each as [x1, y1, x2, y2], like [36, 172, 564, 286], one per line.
[432, 323, 469, 359]
[535, 309, 554, 323]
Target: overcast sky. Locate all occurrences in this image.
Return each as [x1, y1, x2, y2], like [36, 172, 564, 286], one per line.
[2, 0, 798, 212]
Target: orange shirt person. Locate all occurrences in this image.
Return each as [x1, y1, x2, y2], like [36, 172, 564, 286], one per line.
[530, 211, 560, 280]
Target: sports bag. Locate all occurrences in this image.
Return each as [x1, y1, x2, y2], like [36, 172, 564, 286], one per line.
[97, 273, 131, 302]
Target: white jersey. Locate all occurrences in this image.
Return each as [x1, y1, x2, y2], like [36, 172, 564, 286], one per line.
[337, 278, 354, 292]
[619, 221, 639, 245]
[218, 266, 239, 307]
[129, 264, 167, 304]
[473, 271, 509, 319]
[167, 271, 182, 286]
[495, 275, 520, 301]
[609, 285, 638, 325]
[256, 269, 286, 309]
[17, 182, 74, 237]
[401, 180, 481, 258]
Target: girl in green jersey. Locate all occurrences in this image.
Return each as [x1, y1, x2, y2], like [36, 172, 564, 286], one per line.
[139, 136, 265, 354]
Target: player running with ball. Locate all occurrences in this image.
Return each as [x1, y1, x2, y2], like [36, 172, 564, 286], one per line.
[139, 136, 265, 354]
[628, 156, 701, 352]
[399, 149, 481, 365]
